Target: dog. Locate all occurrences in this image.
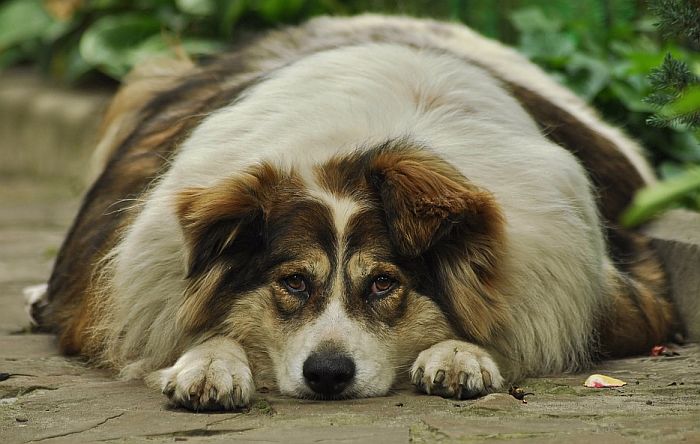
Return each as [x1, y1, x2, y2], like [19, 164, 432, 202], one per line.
[31, 15, 679, 410]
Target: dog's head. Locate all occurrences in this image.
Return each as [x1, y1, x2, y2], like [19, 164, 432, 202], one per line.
[175, 142, 506, 399]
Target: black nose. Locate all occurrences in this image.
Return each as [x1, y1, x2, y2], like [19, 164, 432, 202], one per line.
[302, 351, 356, 396]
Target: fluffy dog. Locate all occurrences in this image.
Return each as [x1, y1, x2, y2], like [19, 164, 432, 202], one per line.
[33, 15, 678, 410]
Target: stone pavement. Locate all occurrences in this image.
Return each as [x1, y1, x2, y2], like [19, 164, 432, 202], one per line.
[1, 178, 699, 444]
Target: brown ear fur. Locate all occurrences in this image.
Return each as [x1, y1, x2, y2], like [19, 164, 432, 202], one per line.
[368, 147, 504, 260]
[366, 146, 508, 342]
[174, 162, 286, 330]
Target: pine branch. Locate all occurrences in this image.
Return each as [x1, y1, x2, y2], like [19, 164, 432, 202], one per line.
[649, 0, 700, 44]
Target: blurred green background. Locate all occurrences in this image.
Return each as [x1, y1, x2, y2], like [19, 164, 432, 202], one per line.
[0, 0, 698, 224]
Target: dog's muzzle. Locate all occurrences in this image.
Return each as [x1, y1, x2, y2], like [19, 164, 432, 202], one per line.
[302, 350, 356, 397]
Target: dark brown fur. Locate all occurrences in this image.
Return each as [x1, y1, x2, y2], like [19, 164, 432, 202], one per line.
[43, 56, 263, 354]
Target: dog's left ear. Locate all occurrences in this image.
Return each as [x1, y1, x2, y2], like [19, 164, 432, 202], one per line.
[175, 168, 276, 279]
[367, 147, 508, 342]
[367, 148, 504, 260]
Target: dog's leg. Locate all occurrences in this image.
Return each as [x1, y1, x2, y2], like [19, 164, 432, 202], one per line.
[410, 339, 504, 399]
[152, 336, 255, 411]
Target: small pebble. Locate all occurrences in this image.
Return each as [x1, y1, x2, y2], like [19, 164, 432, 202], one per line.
[645, 400, 653, 405]
[15, 416, 28, 423]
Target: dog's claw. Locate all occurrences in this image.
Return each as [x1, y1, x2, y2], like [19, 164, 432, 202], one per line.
[481, 369, 492, 388]
[412, 367, 424, 386]
[433, 370, 446, 384]
[458, 371, 468, 386]
[411, 340, 504, 400]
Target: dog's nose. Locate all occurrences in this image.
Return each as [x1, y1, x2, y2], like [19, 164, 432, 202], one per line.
[302, 351, 356, 396]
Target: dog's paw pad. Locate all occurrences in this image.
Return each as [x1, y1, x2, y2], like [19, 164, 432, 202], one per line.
[158, 354, 254, 411]
[410, 340, 503, 399]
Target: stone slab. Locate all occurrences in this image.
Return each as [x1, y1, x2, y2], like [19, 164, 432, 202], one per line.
[0, 70, 112, 184]
[644, 209, 700, 341]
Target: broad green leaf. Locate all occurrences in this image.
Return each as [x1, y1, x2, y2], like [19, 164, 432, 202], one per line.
[176, 0, 217, 16]
[79, 14, 161, 79]
[565, 52, 610, 100]
[621, 167, 700, 227]
[0, 0, 53, 50]
[609, 80, 656, 113]
[509, 8, 561, 34]
[49, 35, 93, 83]
[519, 31, 576, 63]
[129, 33, 223, 66]
[665, 85, 700, 116]
[659, 161, 686, 179]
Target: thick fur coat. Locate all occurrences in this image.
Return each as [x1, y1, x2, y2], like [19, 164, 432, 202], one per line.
[35, 15, 677, 410]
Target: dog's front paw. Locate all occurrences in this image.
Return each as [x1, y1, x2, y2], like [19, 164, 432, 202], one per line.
[156, 339, 254, 411]
[410, 340, 503, 399]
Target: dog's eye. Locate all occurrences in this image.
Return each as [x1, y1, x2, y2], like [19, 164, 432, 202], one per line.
[370, 275, 396, 298]
[282, 274, 308, 295]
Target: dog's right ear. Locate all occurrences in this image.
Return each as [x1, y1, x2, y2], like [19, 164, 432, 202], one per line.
[175, 163, 283, 278]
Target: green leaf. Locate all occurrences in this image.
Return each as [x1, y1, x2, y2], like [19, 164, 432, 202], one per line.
[256, 0, 306, 22]
[220, 0, 248, 36]
[79, 13, 162, 79]
[509, 8, 561, 34]
[621, 167, 700, 227]
[49, 34, 93, 83]
[665, 85, 700, 116]
[519, 32, 576, 63]
[129, 33, 223, 66]
[609, 80, 657, 113]
[0, 0, 53, 50]
[0, 46, 25, 69]
[565, 52, 610, 100]
[176, 0, 217, 16]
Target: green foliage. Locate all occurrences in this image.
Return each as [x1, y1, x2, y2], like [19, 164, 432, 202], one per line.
[621, 167, 700, 226]
[648, 0, 700, 44]
[646, 53, 700, 129]
[622, 0, 700, 225]
[506, 3, 700, 222]
[0, 0, 326, 82]
[0, 0, 698, 220]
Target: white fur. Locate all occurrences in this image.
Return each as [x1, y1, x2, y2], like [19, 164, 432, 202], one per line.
[152, 337, 254, 410]
[93, 17, 648, 395]
[275, 298, 394, 398]
[411, 340, 504, 397]
[23, 283, 48, 326]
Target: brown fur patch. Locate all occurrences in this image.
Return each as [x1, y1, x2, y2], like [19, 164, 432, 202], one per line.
[43, 56, 262, 355]
[366, 146, 504, 260]
[317, 143, 509, 345]
[175, 163, 302, 331]
[599, 231, 678, 357]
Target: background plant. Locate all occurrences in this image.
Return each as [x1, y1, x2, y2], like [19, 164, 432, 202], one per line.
[0, 0, 698, 222]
